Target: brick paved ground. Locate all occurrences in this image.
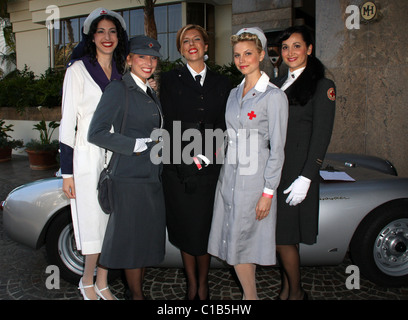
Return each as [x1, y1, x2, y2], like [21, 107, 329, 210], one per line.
[1, 156, 408, 301]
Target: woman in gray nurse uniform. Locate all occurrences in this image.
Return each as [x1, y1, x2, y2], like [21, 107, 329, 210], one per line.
[88, 35, 165, 300]
[208, 27, 288, 300]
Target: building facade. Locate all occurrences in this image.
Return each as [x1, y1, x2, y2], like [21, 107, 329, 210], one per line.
[7, 0, 233, 73]
[6, 0, 408, 176]
[316, 0, 408, 178]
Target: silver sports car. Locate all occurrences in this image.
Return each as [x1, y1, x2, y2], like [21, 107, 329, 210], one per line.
[1, 153, 408, 287]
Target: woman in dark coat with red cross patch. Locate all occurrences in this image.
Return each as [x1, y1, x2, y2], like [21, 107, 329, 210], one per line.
[271, 26, 336, 300]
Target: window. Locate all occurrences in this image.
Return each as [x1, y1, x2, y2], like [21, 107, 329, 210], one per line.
[52, 2, 215, 67]
[53, 16, 86, 69]
[186, 3, 215, 62]
[123, 3, 182, 61]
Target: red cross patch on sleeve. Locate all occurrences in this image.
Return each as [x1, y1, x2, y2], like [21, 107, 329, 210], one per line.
[327, 88, 336, 101]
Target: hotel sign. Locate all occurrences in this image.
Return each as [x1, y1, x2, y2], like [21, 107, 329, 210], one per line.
[361, 1, 377, 21]
[345, 1, 379, 29]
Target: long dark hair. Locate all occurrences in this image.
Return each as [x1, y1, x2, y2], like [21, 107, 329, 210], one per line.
[85, 15, 127, 74]
[278, 26, 325, 105]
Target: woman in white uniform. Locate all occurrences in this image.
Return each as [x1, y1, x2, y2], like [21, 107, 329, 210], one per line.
[208, 27, 288, 300]
[59, 8, 127, 300]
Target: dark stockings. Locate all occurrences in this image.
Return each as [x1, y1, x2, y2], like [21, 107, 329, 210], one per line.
[276, 244, 305, 300]
[181, 251, 211, 300]
[125, 267, 145, 300]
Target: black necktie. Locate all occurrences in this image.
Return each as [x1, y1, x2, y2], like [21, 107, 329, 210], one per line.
[146, 87, 161, 127]
[146, 87, 155, 100]
[195, 75, 202, 87]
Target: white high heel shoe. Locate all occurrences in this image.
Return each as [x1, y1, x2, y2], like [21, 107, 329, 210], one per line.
[78, 277, 99, 300]
[95, 284, 118, 300]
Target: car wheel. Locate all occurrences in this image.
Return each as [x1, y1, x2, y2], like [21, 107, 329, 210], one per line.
[44, 208, 120, 285]
[350, 202, 408, 287]
[45, 208, 85, 284]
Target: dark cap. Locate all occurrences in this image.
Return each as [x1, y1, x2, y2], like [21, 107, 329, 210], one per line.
[129, 35, 162, 58]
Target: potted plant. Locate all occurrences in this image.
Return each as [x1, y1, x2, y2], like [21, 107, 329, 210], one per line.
[0, 119, 24, 162]
[25, 106, 60, 170]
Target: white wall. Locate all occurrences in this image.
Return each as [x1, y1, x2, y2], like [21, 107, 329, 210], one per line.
[3, 119, 60, 156]
[15, 29, 49, 75]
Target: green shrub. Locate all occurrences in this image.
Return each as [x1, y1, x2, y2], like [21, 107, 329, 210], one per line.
[25, 139, 59, 151]
[207, 61, 244, 88]
[0, 60, 242, 115]
[0, 65, 64, 113]
[34, 68, 65, 108]
[0, 66, 37, 113]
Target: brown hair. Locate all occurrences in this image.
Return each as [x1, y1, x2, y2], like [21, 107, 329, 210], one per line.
[230, 32, 263, 53]
[176, 24, 209, 53]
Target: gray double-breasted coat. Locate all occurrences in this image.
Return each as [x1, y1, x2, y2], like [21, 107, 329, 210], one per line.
[88, 72, 166, 269]
[208, 72, 288, 266]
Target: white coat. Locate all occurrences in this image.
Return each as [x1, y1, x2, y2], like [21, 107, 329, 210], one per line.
[208, 72, 288, 265]
[59, 60, 110, 255]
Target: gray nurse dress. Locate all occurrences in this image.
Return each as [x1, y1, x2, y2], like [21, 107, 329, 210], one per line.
[208, 73, 288, 266]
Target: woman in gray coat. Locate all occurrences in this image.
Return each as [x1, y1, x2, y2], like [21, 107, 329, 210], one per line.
[208, 27, 288, 300]
[88, 35, 165, 300]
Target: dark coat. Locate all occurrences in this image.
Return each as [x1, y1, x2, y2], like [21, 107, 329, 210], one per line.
[272, 58, 336, 245]
[160, 65, 231, 174]
[159, 65, 231, 255]
[88, 72, 165, 268]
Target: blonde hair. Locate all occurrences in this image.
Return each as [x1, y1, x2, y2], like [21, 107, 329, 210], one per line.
[176, 24, 209, 53]
[230, 32, 263, 53]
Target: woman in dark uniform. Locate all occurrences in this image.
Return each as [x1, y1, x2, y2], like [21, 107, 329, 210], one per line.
[272, 26, 336, 300]
[88, 35, 165, 300]
[160, 24, 231, 300]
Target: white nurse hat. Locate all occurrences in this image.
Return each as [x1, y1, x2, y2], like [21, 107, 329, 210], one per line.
[83, 7, 126, 35]
[236, 27, 267, 50]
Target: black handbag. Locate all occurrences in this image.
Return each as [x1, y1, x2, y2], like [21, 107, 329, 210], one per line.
[97, 153, 115, 214]
[97, 85, 129, 214]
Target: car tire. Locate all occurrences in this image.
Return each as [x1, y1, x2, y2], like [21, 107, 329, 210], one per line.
[45, 208, 120, 285]
[350, 202, 408, 287]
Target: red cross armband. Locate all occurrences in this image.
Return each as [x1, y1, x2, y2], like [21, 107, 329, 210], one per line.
[262, 193, 273, 199]
[193, 154, 210, 170]
[262, 188, 274, 199]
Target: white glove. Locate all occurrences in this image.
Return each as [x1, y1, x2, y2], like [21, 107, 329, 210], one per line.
[283, 176, 311, 206]
[133, 138, 152, 153]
